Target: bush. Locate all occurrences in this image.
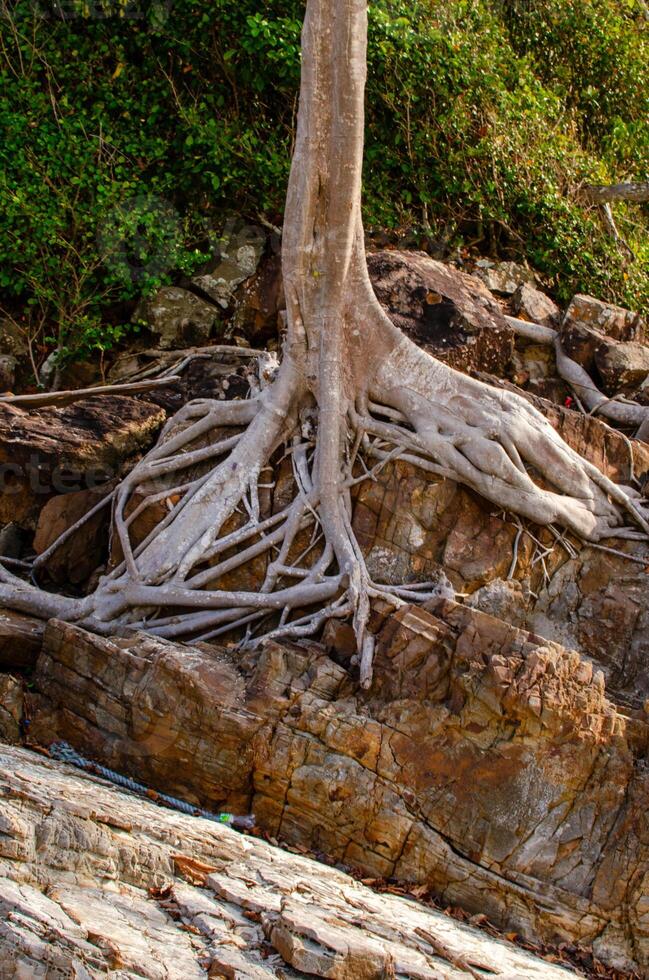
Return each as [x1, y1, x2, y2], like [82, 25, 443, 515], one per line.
[0, 0, 647, 376]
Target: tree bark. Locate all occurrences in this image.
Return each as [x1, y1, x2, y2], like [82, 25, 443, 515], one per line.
[580, 182, 649, 205]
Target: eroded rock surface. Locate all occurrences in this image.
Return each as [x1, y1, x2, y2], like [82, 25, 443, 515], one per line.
[136, 286, 220, 350]
[25, 601, 649, 974]
[0, 743, 577, 979]
[367, 250, 514, 375]
[0, 396, 165, 528]
[562, 294, 646, 344]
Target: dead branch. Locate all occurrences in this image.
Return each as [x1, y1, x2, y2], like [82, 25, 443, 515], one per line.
[0, 377, 181, 409]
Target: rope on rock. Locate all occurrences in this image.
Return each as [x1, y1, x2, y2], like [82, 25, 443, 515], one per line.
[49, 741, 256, 832]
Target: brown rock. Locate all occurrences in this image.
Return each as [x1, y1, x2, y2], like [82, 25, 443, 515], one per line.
[33, 482, 115, 585]
[367, 250, 514, 375]
[27, 607, 648, 973]
[0, 396, 165, 528]
[559, 320, 605, 373]
[512, 283, 560, 326]
[594, 339, 649, 395]
[0, 742, 573, 979]
[0, 608, 44, 670]
[0, 674, 23, 742]
[232, 251, 284, 345]
[563, 293, 646, 344]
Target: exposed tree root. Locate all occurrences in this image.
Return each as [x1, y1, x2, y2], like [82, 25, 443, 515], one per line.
[2, 330, 648, 662]
[505, 314, 649, 435]
[1, 0, 648, 668]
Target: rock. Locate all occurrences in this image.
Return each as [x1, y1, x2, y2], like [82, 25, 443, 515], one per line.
[0, 354, 17, 392]
[232, 251, 284, 344]
[367, 250, 514, 375]
[0, 318, 29, 359]
[559, 320, 604, 373]
[594, 339, 649, 395]
[0, 523, 28, 560]
[529, 544, 649, 710]
[563, 293, 646, 344]
[0, 396, 165, 528]
[0, 743, 575, 980]
[136, 286, 220, 350]
[475, 260, 536, 295]
[0, 609, 43, 670]
[33, 481, 116, 585]
[27, 610, 648, 973]
[192, 221, 266, 309]
[0, 674, 23, 742]
[511, 283, 560, 326]
[466, 578, 530, 628]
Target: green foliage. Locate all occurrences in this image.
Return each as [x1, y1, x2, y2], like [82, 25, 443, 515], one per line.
[0, 0, 647, 374]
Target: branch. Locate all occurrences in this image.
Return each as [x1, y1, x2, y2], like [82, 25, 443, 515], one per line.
[579, 182, 649, 205]
[0, 377, 181, 409]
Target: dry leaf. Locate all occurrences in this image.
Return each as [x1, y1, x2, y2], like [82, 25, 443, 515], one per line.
[172, 853, 218, 886]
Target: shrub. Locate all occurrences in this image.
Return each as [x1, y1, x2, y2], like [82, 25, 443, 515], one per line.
[0, 0, 647, 377]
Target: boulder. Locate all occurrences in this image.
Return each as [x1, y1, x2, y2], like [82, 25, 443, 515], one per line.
[594, 339, 649, 395]
[367, 250, 514, 375]
[563, 293, 646, 344]
[0, 523, 28, 560]
[474, 260, 536, 295]
[192, 221, 265, 309]
[136, 286, 220, 349]
[27, 608, 649, 973]
[0, 354, 17, 392]
[559, 320, 604, 373]
[0, 396, 165, 528]
[0, 674, 23, 742]
[0, 742, 576, 980]
[232, 251, 284, 345]
[0, 319, 29, 359]
[33, 481, 116, 585]
[511, 282, 560, 326]
[0, 608, 44, 670]
[529, 544, 649, 710]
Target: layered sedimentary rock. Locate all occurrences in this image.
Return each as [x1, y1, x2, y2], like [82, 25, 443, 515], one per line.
[0, 396, 165, 528]
[23, 598, 649, 974]
[0, 743, 577, 979]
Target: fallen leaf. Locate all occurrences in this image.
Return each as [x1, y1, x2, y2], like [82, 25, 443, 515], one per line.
[172, 853, 218, 886]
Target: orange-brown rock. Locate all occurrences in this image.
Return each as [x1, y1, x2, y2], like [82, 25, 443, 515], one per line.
[562, 294, 646, 345]
[27, 603, 649, 973]
[33, 482, 116, 585]
[0, 674, 23, 742]
[0, 742, 576, 979]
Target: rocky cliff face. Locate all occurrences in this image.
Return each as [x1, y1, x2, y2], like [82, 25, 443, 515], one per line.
[0, 743, 580, 979]
[15, 596, 648, 975]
